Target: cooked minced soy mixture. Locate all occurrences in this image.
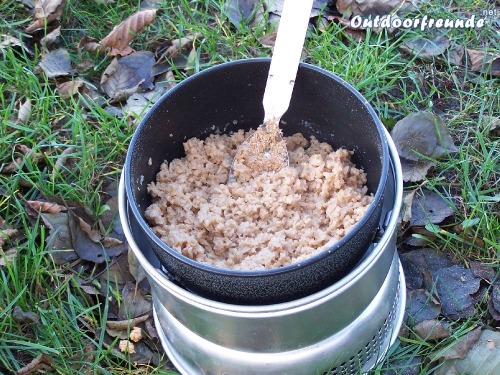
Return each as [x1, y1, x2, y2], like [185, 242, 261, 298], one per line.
[145, 130, 373, 270]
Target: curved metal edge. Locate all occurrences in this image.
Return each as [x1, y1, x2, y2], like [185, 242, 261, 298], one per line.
[118, 128, 403, 315]
[152, 258, 406, 375]
[123, 58, 390, 279]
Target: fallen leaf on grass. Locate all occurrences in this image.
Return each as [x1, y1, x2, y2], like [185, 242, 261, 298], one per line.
[400, 32, 451, 61]
[145, 319, 158, 339]
[224, 0, 263, 29]
[16, 353, 53, 375]
[161, 33, 203, 60]
[431, 327, 482, 362]
[12, 305, 40, 324]
[128, 340, 162, 365]
[17, 99, 32, 123]
[40, 211, 77, 264]
[41, 25, 61, 47]
[401, 250, 485, 320]
[50, 146, 76, 179]
[77, 279, 102, 296]
[467, 49, 500, 77]
[25, 0, 66, 33]
[391, 112, 457, 162]
[406, 289, 441, 324]
[258, 32, 277, 48]
[122, 86, 168, 121]
[128, 248, 146, 285]
[118, 282, 152, 320]
[400, 156, 436, 183]
[78, 35, 108, 54]
[410, 189, 455, 227]
[435, 265, 484, 320]
[470, 261, 497, 283]
[106, 327, 129, 340]
[413, 319, 451, 341]
[336, 0, 419, 18]
[106, 314, 150, 330]
[433, 329, 500, 375]
[401, 189, 416, 223]
[0, 144, 45, 174]
[68, 211, 124, 263]
[1, 35, 33, 55]
[481, 115, 500, 135]
[38, 48, 75, 78]
[399, 248, 455, 291]
[56, 80, 93, 99]
[100, 51, 155, 102]
[100, 9, 157, 56]
[26, 200, 67, 214]
[0, 224, 18, 250]
[0, 247, 18, 268]
[447, 43, 465, 66]
[76, 215, 101, 242]
[488, 282, 500, 321]
[99, 252, 135, 288]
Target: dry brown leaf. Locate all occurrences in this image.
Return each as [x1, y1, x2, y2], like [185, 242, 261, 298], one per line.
[414, 319, 451, 341]
[0, 228, 18, 249]
[16, 353, 53, 375]
[106, 327, 129, 340]
[41, 25, 61, 47]
[118, 282, 152, 320]
[26, 0, 66, 33]
[17, 99, 32, 123]
[467, 49, 500, 77]
[78, 35, 109, 54]
[433, 329, 499, 375]
[401, 189, 416, 223]
[106, 314, 150, 330]
[431, 327, 482, 361]
[0, 157, 23, 174]
[336, 0, 419, 17]
[13, 305, 40, 324]
[56, 80, 91, 98]
[38, 48, 74, 78]
[400, 158, 436, 182]
[26, 200, 67, 214]
[100, 9, 157, 56]
[100, 52, 155, 102]
[128, 248, 146, 285]
[0, 145, 44, 174]
[0, 247, 18, 268]
[101, 237, 123, 247]
[144, 319, 158, 339]
[258, 32, 276, 48]
[51, 146, 75, 179]
[77, 216, 101, 243]
[162, 33, 203, 59]
[1, 35, 29, 53]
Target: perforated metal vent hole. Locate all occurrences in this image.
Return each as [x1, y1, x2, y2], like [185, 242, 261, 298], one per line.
[329, 285, 401, 375]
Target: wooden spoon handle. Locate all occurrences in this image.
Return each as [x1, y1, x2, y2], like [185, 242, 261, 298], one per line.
[263, 0, 314, 124]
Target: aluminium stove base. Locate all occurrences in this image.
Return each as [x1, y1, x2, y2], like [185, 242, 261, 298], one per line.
[152, 255, 405, 375]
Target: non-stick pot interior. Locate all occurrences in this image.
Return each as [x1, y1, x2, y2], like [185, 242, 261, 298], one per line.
[126, 59, 386, 221]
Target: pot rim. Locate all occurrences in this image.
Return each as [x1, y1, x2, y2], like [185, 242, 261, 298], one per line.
[124, 58, 390, 278]
[118, 127, 402, 313]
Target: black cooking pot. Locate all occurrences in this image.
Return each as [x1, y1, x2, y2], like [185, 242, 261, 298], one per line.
[124, 59, 389, 305]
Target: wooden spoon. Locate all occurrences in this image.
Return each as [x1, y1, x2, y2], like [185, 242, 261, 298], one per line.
[229, 0, 314, 181]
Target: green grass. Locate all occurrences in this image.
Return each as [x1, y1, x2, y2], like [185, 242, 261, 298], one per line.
[1, 0, 499, 373]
